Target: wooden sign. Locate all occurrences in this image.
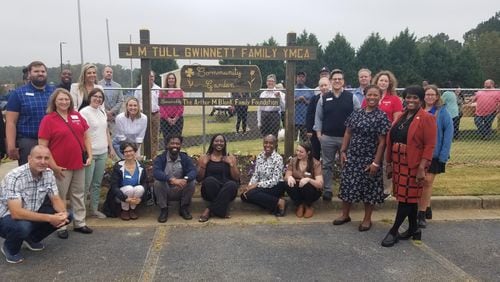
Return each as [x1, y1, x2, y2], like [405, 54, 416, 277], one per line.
[179, 65, 262, 92]
[158, 97, 279, 106]
[118, 44, 316, 60]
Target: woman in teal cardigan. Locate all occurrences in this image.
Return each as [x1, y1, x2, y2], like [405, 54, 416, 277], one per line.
[419, 85, 453, 228]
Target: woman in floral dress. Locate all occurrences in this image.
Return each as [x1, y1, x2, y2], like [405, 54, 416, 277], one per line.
[333, 85, 391, 231]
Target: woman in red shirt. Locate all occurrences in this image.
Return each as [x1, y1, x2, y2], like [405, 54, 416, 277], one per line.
[159, 73, 184, 148]
[39, 88, 94, 239]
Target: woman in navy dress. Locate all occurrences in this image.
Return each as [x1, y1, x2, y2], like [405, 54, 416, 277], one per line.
[333, 85, 391, 231]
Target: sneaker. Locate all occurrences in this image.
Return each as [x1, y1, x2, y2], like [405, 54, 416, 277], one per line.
[91, 210, 107, 219]
[1, 244, 24, 264]
[23, 240, 45, 251]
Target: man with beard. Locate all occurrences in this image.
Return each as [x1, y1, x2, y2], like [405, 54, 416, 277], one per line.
[98, 66, 124, 135]
[57, 69, 72, 91]
[153, 135, 197, 223]
[6, 61, 55, 165]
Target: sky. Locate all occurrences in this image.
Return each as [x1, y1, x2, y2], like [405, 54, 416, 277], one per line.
[1, 0, 499, 69]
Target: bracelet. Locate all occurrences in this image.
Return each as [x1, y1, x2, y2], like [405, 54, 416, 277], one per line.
[371, 162, 380, 167]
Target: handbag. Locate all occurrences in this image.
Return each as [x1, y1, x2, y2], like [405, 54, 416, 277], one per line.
[57, 112, 88, 164]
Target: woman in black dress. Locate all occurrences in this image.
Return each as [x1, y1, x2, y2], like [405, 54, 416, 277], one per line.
[197, 134, 240, 222]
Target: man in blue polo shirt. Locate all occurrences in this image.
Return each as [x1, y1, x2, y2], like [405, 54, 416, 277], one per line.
[6, 61, 55, 165]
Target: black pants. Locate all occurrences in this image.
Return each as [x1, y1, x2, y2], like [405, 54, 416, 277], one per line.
[452, 116, 460, 139]
[294, 124, 308, 142]
[160, 117, 184, 147]
[260, 111, 280, 138]
[309, 131, 321, 161]
[235, 106, 248, 133]
[201, 177, 238, 217]
[241, 183, 284, 213]
[284, 182, 322, 206]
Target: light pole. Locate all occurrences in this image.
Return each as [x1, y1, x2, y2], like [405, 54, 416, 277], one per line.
[59, 42, 67, 73]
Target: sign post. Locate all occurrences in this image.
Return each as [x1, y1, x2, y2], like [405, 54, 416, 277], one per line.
[119, 30, 316, 160]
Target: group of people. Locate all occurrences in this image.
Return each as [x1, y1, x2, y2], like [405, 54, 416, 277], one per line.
[0, 59, 497, 264]
[0, 61, 186, 263]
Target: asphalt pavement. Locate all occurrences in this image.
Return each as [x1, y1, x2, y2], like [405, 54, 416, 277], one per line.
[0, 218, 498, 281]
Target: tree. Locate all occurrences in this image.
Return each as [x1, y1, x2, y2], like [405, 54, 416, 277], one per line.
[296, 30, 324, 88]
[452, 47, 483, 87]
[151, 59, 179, 86]
[387, 29, 422, 86]
[463, 11, 500, 43]
[323, 33, 356, 86]
[355, 32, 389, 75]
[421, 40, 454, 85]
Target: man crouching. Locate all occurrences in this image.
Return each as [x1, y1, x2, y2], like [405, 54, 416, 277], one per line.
[0, 145, 71, 264]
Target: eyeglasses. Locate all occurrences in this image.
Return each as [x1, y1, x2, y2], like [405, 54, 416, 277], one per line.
[123, 149, 135, 153]
[331, 78, 343, 81]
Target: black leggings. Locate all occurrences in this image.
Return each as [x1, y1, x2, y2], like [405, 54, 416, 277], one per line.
[389, 202, 418, 235]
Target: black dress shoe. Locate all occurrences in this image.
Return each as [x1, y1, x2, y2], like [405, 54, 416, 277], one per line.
[398, 229, 422, 240]
[358, 222, 372, 232]
[74, 226, 93, 234]
[332, 217, 351, 225]
[417, 211, 427, 228]
[381, 232, 399, 247]
[158, 208, 168, 223]
[275, 200, 288, 217]
[180, 208, 193, 220]
[425, 206, 432, 219]
[57, 230, 69, 239]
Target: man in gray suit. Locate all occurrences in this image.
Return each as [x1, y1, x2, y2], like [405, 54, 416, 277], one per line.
[98, 66, 124, 135]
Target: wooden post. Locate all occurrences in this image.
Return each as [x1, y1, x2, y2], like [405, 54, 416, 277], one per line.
[140, 29, 152, 159]
[284, 32, 296, 160]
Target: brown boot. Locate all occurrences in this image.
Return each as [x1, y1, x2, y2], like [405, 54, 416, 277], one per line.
[304, 206, 314, 218]
[295, 204, 305, 218]
[120, 210, 130, 221]
[129, 209, 138, 220]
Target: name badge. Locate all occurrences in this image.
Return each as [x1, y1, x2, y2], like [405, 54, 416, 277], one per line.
[70, 115, 79, 120]
[326, 97, 333, 101]
[125, 175, 132, 179]
[25, 92, 34, 96]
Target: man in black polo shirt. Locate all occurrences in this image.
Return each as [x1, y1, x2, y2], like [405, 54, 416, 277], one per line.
[313, 69, 361, 201]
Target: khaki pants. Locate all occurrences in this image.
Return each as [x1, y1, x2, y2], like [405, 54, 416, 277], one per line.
[56, 169, 86, 229]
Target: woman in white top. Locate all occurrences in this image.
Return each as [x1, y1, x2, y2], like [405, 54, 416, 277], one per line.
[113, 97, 148, 160]
[70, 63, 103, 111]
[80, 88, 116, 218]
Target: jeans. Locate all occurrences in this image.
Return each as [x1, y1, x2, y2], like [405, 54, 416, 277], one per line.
[474, 113, 496, 138]
[0, 200, 72, 254]
[84, 152, 108, 211]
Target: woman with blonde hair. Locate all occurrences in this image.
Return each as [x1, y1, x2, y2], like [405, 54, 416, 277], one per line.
[39, 88, 94, 239]
[70, 63, 103, 110]
[112, 97, 148, 160]
[364, 70, 404, 198]
[418, 85, 453, 228]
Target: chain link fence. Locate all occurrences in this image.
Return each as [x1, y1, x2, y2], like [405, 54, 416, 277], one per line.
[110, 87, 499, 181]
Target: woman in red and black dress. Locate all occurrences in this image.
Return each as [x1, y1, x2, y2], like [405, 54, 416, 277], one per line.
[381, 86, 437, 247]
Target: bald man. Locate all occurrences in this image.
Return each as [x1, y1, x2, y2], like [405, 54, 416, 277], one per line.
[471, 79, 500, 139]
[0, 145, 71, 263]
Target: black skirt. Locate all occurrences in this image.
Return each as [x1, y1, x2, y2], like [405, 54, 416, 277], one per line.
[428, 158, 446, 174]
